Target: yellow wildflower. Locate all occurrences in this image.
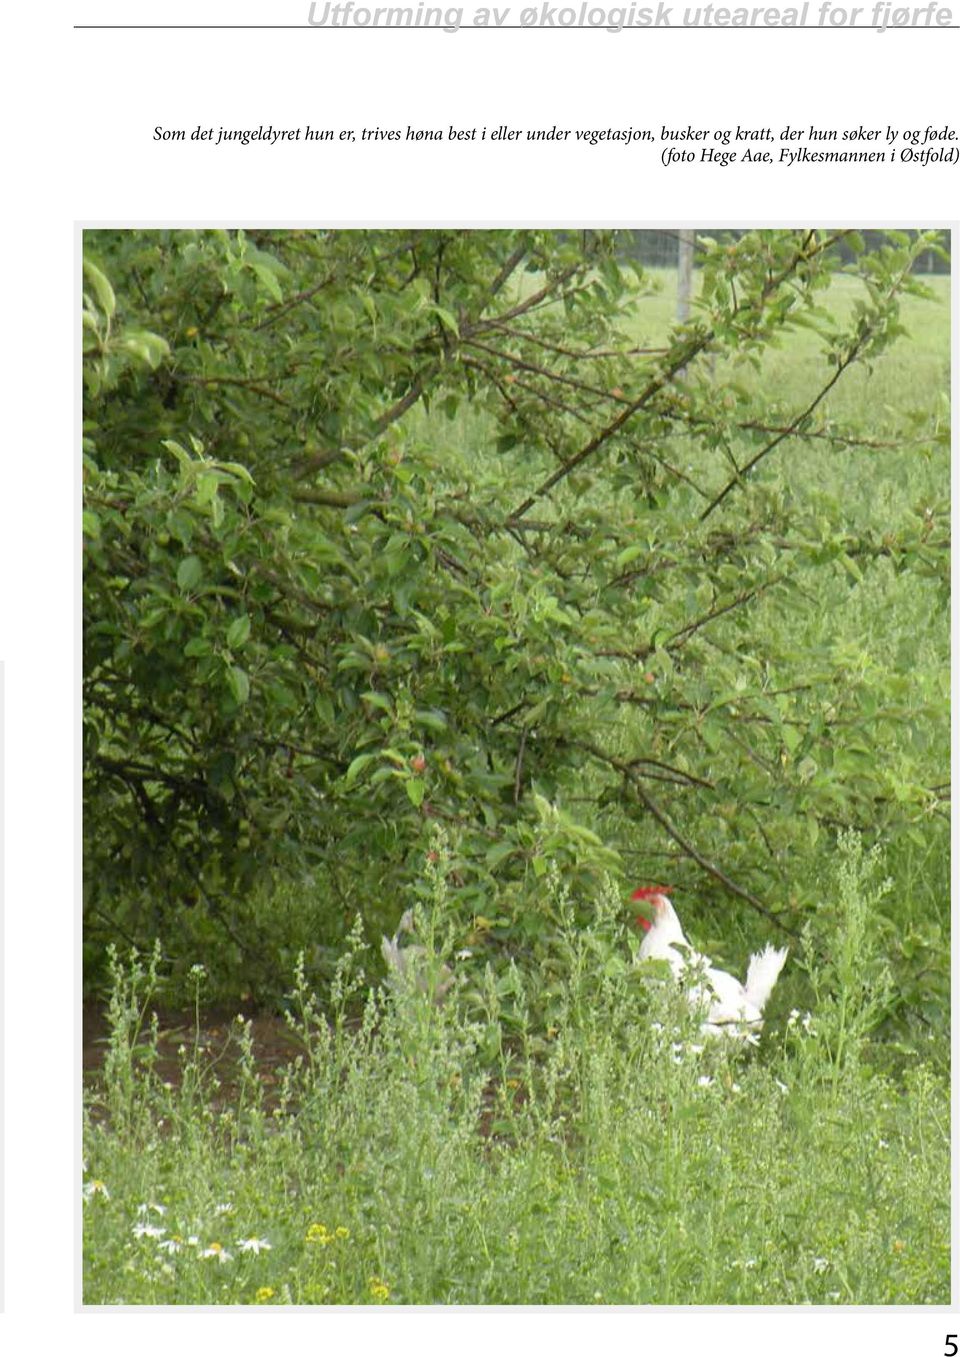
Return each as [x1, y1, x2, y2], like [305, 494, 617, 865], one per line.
[368, 1276, 390, 1302]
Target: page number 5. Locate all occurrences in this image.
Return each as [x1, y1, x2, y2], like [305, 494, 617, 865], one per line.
[945, 1338, 958, 1357]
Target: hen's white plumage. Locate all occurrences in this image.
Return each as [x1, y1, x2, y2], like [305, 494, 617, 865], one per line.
[633, 888, 787, 1042]
[381, 908, 453, 1001]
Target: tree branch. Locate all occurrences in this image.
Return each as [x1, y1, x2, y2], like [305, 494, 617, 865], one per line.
[700, 245, 912, 521]
[507, 230, 845, 523]
[573, 739, 797, 936]
[507, 333, 712, 522]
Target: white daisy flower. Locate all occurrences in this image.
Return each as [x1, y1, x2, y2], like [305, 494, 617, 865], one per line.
[133, 1222, 167, 1240]
[200, 1242, 233, 1263]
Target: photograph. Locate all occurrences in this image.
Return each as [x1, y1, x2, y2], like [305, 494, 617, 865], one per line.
[80, 225, 950, 1306]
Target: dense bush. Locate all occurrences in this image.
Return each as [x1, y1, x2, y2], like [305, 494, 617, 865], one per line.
[83, 229, 948, 1038]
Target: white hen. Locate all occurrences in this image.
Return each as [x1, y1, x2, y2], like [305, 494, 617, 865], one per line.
[632, 886, 788, 1042]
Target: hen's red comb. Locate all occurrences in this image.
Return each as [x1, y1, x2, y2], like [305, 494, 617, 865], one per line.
[630, 885, 674, 902]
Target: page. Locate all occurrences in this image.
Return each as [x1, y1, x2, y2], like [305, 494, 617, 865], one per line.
[3, 0, 956, 1350]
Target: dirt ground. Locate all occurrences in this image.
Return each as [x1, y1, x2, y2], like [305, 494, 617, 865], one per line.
[83, 1000, 306, 1107]
[83, 999, 519, 1137]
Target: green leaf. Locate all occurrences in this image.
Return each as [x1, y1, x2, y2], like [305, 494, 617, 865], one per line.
[218, 461, 255, 485]
[615, 543, 645, 569]
[83, 259, 115, 319]
[195, 474, 220, 507]
[314, 696, 334, 726]
[226, 665, 250, 704]
[701, 719, 722, 753]
[414, 709, 447, 732]
[250, 261, 283, 302]
[361, 691, 393, 713]
[176, 555, 203, 591]
[345, 753, 377, 786]
[162, 438, 192, 468]
[226, 615, 251, 649]
[781, 725, 802, 753]
[423, 302, 459, 336]
[117, 329, 169, 368]
[405, 777, 425, 807]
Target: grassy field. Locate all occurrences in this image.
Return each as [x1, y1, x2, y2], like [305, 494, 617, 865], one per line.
[413, 266, 950, 523]
[83, 260, 950, 1305]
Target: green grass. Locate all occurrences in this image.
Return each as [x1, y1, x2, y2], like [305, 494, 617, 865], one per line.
[83, 837, 949, 1306]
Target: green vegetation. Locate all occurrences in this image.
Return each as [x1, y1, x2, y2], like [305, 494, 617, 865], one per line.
[83, 835, 947, 1304]
[83, 229, 949, 1303]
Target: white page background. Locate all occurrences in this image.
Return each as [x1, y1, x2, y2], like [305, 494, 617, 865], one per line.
[3, 1, 957, 1350]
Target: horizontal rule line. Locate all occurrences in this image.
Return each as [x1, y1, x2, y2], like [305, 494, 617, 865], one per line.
[74, 23, 960, 29]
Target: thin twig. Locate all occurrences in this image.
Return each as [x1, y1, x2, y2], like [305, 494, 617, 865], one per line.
[513, 727, 528, 806]
[573, 739, 797, 936]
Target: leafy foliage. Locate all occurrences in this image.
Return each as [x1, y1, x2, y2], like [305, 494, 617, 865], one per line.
[83, 228, 948, 1030]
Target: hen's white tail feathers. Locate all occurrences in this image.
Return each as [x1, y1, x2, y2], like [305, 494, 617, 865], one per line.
[744, 944, 789, 1012]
